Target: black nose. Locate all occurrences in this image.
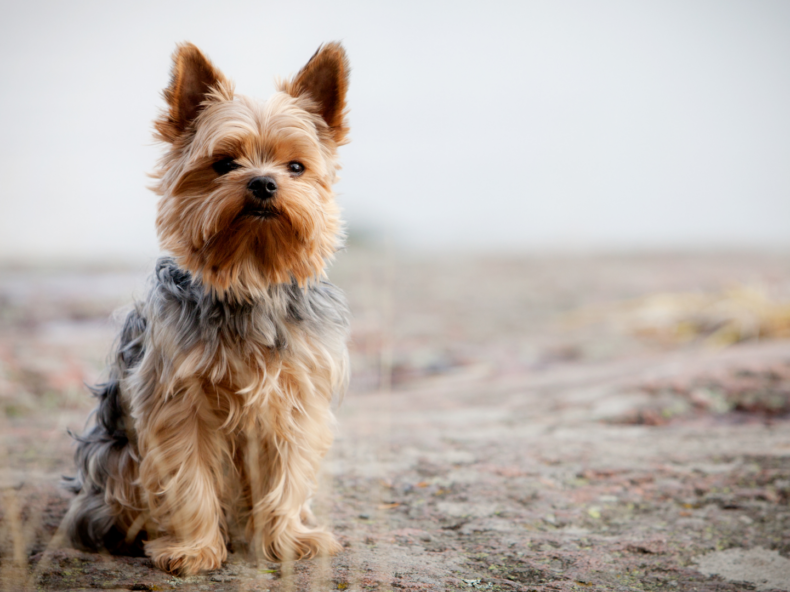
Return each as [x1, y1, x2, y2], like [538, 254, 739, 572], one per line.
[247, 176, 278, 200]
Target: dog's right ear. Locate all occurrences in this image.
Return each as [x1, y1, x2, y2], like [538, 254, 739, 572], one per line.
[155, 43, 230, 143]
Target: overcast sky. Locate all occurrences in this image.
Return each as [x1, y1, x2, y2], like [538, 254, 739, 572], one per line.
[1, 0, 789, 262]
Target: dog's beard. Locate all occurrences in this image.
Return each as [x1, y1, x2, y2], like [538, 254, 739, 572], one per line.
[157, 182, 340, 300]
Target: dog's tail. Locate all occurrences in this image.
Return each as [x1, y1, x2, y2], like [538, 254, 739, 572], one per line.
[62, 306, 147, 555]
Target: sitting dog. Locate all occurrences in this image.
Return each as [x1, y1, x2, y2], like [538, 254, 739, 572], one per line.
[64, 42, 351, 575]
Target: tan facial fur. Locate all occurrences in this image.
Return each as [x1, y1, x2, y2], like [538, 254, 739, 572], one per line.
[153, 43, 349, 300]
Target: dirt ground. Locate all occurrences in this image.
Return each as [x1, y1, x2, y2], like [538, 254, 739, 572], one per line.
[1, 249, 790, 591]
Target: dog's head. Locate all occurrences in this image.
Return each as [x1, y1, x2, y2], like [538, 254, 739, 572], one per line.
[152, 43, 349, 300]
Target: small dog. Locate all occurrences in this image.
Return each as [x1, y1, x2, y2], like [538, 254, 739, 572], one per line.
[63, 42, 351, 575]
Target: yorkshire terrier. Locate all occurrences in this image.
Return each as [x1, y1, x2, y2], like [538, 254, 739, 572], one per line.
[63, 42, 351, 575]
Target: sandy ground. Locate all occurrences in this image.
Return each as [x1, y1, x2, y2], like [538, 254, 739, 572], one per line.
[1, 249, 790, 591]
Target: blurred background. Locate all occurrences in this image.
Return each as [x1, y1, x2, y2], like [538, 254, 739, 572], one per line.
[3, 2, 790, 590]
[1, 0, 789, 262]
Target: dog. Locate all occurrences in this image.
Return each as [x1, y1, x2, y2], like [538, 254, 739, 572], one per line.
[63, 42, 351, 575]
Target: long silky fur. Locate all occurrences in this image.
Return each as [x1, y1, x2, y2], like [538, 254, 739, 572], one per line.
[64, 258, 350, 559]
[63, 306, 147, 554]
[64, 41, 352, 575]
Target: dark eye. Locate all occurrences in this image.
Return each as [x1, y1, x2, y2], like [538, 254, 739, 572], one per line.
[288, 161, 305, 176]
[212, 157, 241, 176]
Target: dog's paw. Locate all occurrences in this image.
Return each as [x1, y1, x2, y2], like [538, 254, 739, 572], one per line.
[295, 528, 342, 559]
[287, 528, 342, 560]
[145, 536, 227, 575]
[258, 525, 341, 562]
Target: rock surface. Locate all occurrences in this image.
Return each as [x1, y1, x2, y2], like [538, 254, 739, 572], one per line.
[1, 250, 790, 591]
[696, 547, 790, 591]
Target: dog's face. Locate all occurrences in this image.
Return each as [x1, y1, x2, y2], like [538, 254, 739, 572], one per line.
[152, 43, 349, 299]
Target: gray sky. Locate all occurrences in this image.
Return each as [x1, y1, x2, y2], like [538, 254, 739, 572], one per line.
[1, 0, 789, 262]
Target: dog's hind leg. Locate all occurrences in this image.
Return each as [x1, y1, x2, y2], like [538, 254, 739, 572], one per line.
[64, 305, 148, 553]
[63, 378, 145, 554]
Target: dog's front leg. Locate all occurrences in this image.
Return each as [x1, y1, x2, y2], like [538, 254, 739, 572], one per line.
[245, 392, 341, 562]
[136, 378, 229, 575]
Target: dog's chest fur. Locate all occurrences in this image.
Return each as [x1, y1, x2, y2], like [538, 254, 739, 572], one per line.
[121, 258, 350, 437]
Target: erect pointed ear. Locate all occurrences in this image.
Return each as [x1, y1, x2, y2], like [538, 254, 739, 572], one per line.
[155, 42, 230, 143]
[283, 42, 350, 144]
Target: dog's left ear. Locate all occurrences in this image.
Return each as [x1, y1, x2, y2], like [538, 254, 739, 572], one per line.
[283, 42, 350, 145]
